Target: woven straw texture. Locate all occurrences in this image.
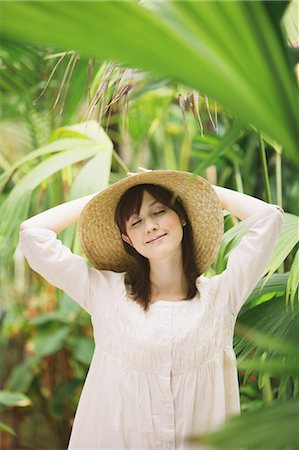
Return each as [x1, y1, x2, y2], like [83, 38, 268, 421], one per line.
[78, 170, 223, 274]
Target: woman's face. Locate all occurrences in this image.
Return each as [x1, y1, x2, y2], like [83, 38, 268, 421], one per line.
[122, 190, 186, 262]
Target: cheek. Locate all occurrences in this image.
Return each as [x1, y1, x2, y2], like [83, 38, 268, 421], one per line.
[164, 214, 182, 231]
[126, 229, 141, 246]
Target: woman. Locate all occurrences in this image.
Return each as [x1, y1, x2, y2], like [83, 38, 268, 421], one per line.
[19, 168, 283, 450]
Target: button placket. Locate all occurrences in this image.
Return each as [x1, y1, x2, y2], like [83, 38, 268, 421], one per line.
[163, 308, 175, 450]
[156, 307, 176, 450]
[165, 440, 175, 450]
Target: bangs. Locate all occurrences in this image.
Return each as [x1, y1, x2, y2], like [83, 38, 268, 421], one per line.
[115, 185, 145, 233]
[115, 183, 187, 235]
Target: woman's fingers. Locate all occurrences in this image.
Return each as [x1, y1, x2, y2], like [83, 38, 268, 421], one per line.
[127, 167, 152, 177]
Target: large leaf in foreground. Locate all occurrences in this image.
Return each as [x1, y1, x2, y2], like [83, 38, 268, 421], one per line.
[1, 1, 298, 162]
[188, 399, 299, 450]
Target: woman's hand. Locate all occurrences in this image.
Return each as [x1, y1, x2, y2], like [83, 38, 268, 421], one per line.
[127, 167, 151, 177]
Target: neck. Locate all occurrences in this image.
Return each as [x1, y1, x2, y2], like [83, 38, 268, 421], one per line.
[149, 251, 188, 302]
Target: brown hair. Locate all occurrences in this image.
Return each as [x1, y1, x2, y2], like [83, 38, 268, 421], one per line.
[114, 184, 199, 312]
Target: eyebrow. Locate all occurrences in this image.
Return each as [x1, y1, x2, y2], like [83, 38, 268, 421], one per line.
[128, 200, 162, 221]
[147, 200, 160, 208]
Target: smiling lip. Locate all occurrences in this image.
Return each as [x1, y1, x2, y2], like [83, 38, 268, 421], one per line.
[146, 233, 167, 244]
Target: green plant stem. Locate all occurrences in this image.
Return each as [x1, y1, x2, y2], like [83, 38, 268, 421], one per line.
[233, 160, 244, 193]
[275, 148, 282, 208]
[275, 145, 284, 274]
[262, 374, 273, 406]
[112, 150, 129, 174]
[179, 137, 191, 171]
[258, 133, 272, 203]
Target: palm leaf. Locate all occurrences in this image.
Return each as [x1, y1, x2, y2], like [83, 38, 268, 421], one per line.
[0, 138, 95, 190]
[0, 41, 41, 118]
[234, 296, 299, 384]
[241, 273, 289, 312]
[0, 145, 98, 253]
[189, 399, 299, 450]
[0, 122, 113, 269]
[286, 249, 299, 310]
[1, 1, 298, 162]
[263, 212, 299, 280]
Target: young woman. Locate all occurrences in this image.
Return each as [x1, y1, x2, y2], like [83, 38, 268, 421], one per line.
[19, 169, 283, 450]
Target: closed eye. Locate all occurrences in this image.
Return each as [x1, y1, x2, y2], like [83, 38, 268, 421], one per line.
[131, 219, 141, 226]
[154, 210, 165, 215]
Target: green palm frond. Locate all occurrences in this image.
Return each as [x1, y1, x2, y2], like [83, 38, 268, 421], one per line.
[263, 213, 299, 280]
[0, 122, 113, 270]
[1, 1, 298, 162]
[0, 41, 41, 118]
[189, 399, 299, 450]
[242, 273, 289, 312]
[235, 296, 299, 385]
[286, 249, 299, 310]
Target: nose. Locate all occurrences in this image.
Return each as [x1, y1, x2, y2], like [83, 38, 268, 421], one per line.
[145, 217, 158, 233]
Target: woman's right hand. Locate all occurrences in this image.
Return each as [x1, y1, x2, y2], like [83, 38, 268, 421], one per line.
[127, 167, 152, 177]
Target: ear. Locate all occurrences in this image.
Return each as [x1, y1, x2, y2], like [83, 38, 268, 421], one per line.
[122, 233, 134, 247]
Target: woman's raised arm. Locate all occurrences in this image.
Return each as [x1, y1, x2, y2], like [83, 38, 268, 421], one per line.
[212, 185, 277, 220]
[19, 191, 101, 314]
[20, 192, 99, 234]
[211, 185, 284, 315]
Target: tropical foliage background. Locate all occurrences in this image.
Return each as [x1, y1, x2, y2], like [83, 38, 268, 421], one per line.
[0, 1, 298, 449]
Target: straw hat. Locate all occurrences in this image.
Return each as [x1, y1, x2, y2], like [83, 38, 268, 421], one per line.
[78, 170, 223, 274]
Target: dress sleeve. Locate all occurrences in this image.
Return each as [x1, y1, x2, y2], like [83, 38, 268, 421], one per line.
[18, 227, 118, 315]
[215, 204, 284, 316]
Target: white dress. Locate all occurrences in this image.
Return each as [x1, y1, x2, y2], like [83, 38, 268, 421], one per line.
[19, 205, 283, 450]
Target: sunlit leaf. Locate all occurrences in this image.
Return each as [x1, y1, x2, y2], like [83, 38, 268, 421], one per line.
[0, 421, 16, 436]
[0, 144, 98, 240]
[0, 138, 94, 189]
[0, 390, 32, 407]
[50, 121, 113, 147]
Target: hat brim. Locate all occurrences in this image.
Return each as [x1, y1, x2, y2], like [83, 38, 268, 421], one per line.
[78, 170, 223, 274]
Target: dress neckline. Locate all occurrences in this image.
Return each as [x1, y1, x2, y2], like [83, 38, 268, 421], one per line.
[150, 292, 200, 306]
[150, 300, 190, 306]
[120, 272, 201, 307]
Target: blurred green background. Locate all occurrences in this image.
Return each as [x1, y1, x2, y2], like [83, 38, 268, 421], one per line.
[0, 1, 298, 449]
